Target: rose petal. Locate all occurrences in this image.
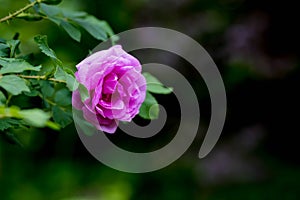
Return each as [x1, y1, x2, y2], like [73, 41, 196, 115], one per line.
[97, 114, 118, 133]
[82, 105, 102, 130]
[103, 73, 118, 94]
[72, 89, 84, 110]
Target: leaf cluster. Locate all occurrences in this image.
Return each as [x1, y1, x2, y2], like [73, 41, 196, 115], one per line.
[0, 0, 115, 145]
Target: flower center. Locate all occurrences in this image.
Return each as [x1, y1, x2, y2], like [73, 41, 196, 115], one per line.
[102, 93, 111, 102]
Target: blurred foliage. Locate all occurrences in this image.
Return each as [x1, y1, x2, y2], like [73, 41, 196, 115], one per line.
[1, 0, 300, 200]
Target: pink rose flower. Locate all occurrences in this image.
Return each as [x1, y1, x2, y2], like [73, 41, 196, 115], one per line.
[72, 45, 146, 133]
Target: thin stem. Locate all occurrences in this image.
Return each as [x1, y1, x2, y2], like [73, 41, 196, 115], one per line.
[19, 75, 66, 83]
[38, 94, 56, 106]
[38, 93, 68, 112]
[5, 94, 12, 106]
[0, 0, 41, 23]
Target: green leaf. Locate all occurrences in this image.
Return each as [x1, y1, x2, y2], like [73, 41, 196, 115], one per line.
[43, 14, 81, 42]
[0, 43, 9, 57]
[41, 0, 62, 5]
[71, 16, 107, 41]
[16, 13, 43, 21]
[0, 106, 21, 118]
[54, 88, 71, 106]
[143, 72, 173, 94]
[0, 118, 20, 131]
[101, 21, 115, 38]
[6, 39, 20, 57]
[59, 19, 81, 42]
[54, 67, 78, 91]
[52, 106, 73, 128]
[24, 89, 39, 97]
[147, 84, 173, 94]
[0, 106, 60, 130]
[38, 4, 81, 41]
[78, 83, 89, 102]
[38, 4, 113, 42]
[67, 11, 115, 41]
[0, 75, 30, 95]
[53, 66, 65, 80]
[34, 35, 62, 64]
[39, 80, 55, 108]
[65, 73, 78, 91]
[19, 109, 51, 127]
[40, 80, 55, 98]
[0, 57, 41, 74]
[0, 90, 6, 106]
[139, 92, 159, 119]
[61, 10, 87, 18]
[39, 4, 61, 17]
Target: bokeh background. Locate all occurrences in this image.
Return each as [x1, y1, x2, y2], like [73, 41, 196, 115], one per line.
[1, 0, 300, 199]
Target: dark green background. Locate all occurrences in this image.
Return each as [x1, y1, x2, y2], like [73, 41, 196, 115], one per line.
[1, 0, 299, 199]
